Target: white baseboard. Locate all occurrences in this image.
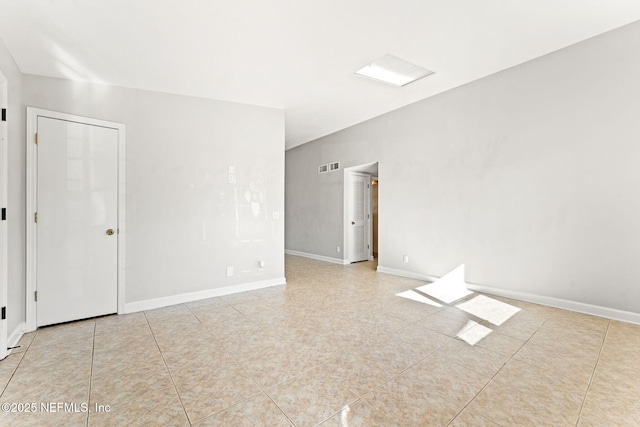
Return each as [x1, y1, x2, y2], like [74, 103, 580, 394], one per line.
[7, 322, 26, 353]
[466, 282, 640, 325]
[376, 266, 439, 283]
[123, 277, 286, 314]
[285, 249, 349, 265]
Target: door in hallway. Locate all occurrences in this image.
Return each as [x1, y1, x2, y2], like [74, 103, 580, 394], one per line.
[348, 172, 370, 263]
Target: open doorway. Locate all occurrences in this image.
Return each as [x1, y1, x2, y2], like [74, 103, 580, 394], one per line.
[343, 162, 378, 264]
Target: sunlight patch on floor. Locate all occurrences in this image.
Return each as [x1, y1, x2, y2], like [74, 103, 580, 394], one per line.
[456, 321, 493, 345]
[395, 263, 523, 347]
[456, 294, 521, 326]
[395, 290, 443, 307]
[416, 264, 473, 304]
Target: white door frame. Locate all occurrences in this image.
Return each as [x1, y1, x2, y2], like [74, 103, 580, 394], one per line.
[371, 176, 378, 260]
[0, 70, 8, 359]
[343, 166, 374, 263]
[26, 107, 126, 332]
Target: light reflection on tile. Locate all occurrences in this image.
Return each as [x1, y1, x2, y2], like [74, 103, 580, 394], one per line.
[319, 399, 398, 426]
[192, 392, 292, 427]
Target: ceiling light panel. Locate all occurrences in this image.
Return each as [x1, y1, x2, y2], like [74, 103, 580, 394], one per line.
[355, 54, 434, 86]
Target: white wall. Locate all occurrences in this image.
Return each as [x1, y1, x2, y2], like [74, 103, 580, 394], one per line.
[0, 38, 25, 337]
[285, 21, 640, 315]
[23, 75, 285, 306]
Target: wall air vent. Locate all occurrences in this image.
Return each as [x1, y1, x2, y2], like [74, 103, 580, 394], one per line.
[329, 161, 340, 171]
[318, 164, 328, 174]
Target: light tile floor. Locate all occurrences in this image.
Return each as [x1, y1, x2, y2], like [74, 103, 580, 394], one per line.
[1, 255, 639, 426]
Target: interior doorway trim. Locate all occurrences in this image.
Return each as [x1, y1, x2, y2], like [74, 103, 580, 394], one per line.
[343, 161, 377, 264]
[26, 107, 126, 332]
[0, 70, 8, 359]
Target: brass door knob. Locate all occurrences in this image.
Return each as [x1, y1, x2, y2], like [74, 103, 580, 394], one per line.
[106, 229, 115, 236]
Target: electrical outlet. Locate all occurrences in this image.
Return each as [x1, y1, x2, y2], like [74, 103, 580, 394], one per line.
[336, 246, 341, 253]
[403, 255, 409, 263]
[259, 260, 265, 268]
[226, 266, 234, 276]
[272, 211, 280, 219]
[228, 174, 235, 184]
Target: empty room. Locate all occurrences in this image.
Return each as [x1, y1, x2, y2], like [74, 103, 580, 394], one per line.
[0, 1, 640, 426]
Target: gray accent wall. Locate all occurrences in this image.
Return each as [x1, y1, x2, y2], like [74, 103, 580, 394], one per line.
[285, 21, 640, 314]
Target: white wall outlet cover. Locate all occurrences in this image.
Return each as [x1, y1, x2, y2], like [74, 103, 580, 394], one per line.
[272, 211, 280, 219]
[259, 260, 265, 268]
[337, 246, 341, 253]
[403, 255, 409, 263]
[226, 266, 234, 276]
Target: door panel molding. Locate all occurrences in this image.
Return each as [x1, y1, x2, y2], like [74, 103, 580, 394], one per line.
[26, 108, 126, 332]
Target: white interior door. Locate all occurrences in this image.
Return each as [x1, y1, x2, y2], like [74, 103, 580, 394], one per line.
[348, 172, 370, 263]
[36, 116, 118, 327]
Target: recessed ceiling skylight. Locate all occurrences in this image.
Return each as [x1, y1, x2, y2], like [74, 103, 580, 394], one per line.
[355, 54, 434, 87]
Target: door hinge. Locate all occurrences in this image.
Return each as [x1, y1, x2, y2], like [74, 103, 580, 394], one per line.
[34, 291, 37, 302]
[1, 208, 5, 221]
[1, 306, 5, 320]
[34, 212, 38, 223]
[35, 133, 38, 145]
[1, 108, 5, 122]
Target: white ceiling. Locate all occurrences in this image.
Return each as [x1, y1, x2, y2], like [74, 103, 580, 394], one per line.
[1, 1, 639, 149]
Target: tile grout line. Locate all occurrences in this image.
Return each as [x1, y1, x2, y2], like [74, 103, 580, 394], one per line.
[574, 319, 610, 427]
[373, 288, 535, 426]
[142, 310, 193, 426]
[261, 389, 298, 427]
[231, 327, 339, 425]
[196, 290, 364, 426]
[0, 331, 34, 398]
[316, 299, 470, 425]
[344, 335, 457, 425]
[85, 322, 96, 427]
[177, 301, 276, 424]
[444, 314, 551, 426]
[339, 397, 400, 427]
